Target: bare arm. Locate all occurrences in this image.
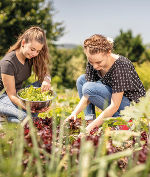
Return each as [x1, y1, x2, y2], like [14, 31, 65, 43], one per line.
[64, 96, 90, 122]
[2, 74, 26, 110]
[85, 92, 124, 133]
[72, 96, 90, 115]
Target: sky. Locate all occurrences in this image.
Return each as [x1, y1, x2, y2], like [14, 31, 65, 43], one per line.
[52, 0, 150, 45]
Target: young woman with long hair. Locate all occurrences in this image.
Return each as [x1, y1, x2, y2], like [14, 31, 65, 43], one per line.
[0, 26, 51, 123]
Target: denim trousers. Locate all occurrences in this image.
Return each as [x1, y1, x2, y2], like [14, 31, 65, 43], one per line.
[76, 74, 130, 120]
[0, 81, 41, 123]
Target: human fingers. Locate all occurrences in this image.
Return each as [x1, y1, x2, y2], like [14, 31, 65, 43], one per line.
[41, 81, 51, 92]
[78, 132, 85, 138]
[73, 114, 77, 122]
[64, 116, 71, 124]
[64, 115, 74, 124]
[41, 85, 51, 92]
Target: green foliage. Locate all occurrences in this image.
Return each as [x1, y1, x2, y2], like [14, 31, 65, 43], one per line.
[51, 48, 75, 88]
[22, 72, 36, 87]
[0, 123, 24, 177]
[138, 44, 150, 63]
[66, 54, 86, 84]
[102, 117, 128, 130]
[114, 29, 145, 62]
[0, 0, 64, 56]
[110, 130, 140, 147]
[18, 85, 53, 101]
[120, 89, 150, 132]
[1, 88, 150, 177]
[134, 62, 150, 90]
[51, 75, 63, 89]
[39, 89, 84, 124]
[51, 46, 86, 88]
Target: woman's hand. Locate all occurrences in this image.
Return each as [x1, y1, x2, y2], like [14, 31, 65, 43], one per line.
[41, 80, 51, 92]
[78, 132, 86, 138]
[64, 112, 77, 124]
[64, 96, 89, 124]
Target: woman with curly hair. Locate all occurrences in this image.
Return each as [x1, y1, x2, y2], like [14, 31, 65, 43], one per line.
[0, 26, 51, 123]
[65, 34, 145, 135]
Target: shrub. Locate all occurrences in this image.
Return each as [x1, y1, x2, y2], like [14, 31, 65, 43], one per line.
[134, 62, 150, 90]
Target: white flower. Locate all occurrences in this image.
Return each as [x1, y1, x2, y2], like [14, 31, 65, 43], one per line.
[106, 37, 114, 44]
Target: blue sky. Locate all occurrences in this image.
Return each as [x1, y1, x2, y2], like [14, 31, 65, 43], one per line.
[52, 0, 150, 45]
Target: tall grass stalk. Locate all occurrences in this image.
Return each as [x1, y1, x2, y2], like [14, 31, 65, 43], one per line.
[65, 123, 79, 177]
[23, 153, 34, 176]
[78, 138, 94, 177]
[97, 160, 108, 177]
[90, 148, 136, 174]
[96, 128, 109, 158]
[64, 122, 72, 177]
[47, 110, 58, 174]
[108, 161, 119, 177]
[126, 154, 134, 170]
[26, 104, 43, 177]
[55, 114, 66, 177]
[96, 129, 110, 177]
[132, 117, 142, 167]
[13, 125, 24, 176]
[142, 122, 150, 177]
[0, 123, 25, 177]
[78, 120, 95, 177]
[56, 115, 65, 166]
[121, 164, 145, 177]
[28, 116, 43, 177]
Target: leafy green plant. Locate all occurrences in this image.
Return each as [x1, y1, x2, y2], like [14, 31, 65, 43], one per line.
[18, 85, 54, 101]
[135, 62, 150, 90]
[1, 88, 150, 177]
[120, 89, 150, 132]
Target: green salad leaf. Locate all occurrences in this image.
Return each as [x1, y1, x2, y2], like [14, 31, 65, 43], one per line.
[18, 85, 54, 101]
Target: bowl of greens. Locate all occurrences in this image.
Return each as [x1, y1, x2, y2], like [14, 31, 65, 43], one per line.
[17, 86, 57, 112]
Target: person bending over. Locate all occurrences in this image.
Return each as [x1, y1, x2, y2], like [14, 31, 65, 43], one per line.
[65, 34, 146, 135]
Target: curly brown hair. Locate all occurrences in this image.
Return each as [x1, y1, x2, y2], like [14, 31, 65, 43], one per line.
[84, 34, 113, 55]
[7, 26, 50, 82]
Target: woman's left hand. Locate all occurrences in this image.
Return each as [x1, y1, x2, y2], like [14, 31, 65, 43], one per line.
[78, 132, 86, 138]
[41, 80, 51, 92]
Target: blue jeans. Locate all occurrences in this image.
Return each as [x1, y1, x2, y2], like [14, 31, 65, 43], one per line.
[76, 74, 130, 120]
[0, 81, 41, 123]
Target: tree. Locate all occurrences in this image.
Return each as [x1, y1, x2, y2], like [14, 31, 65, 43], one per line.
[140, 44, 150, 63]
[114, 29, 145, 62]
[51, 46, 86, 88]
[0, 0, 64, 56]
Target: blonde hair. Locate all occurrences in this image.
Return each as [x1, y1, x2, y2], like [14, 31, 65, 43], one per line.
[8, 26, 50, 81]
[84, 34, 114, 55]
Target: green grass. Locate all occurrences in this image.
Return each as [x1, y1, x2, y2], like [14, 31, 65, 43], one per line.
[0, 88, 150, 177]
[1, 64, 150, 177]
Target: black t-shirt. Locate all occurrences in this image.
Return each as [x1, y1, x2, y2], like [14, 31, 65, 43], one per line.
[0, 51, 33, 91]
[85, 56, 146, 103]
